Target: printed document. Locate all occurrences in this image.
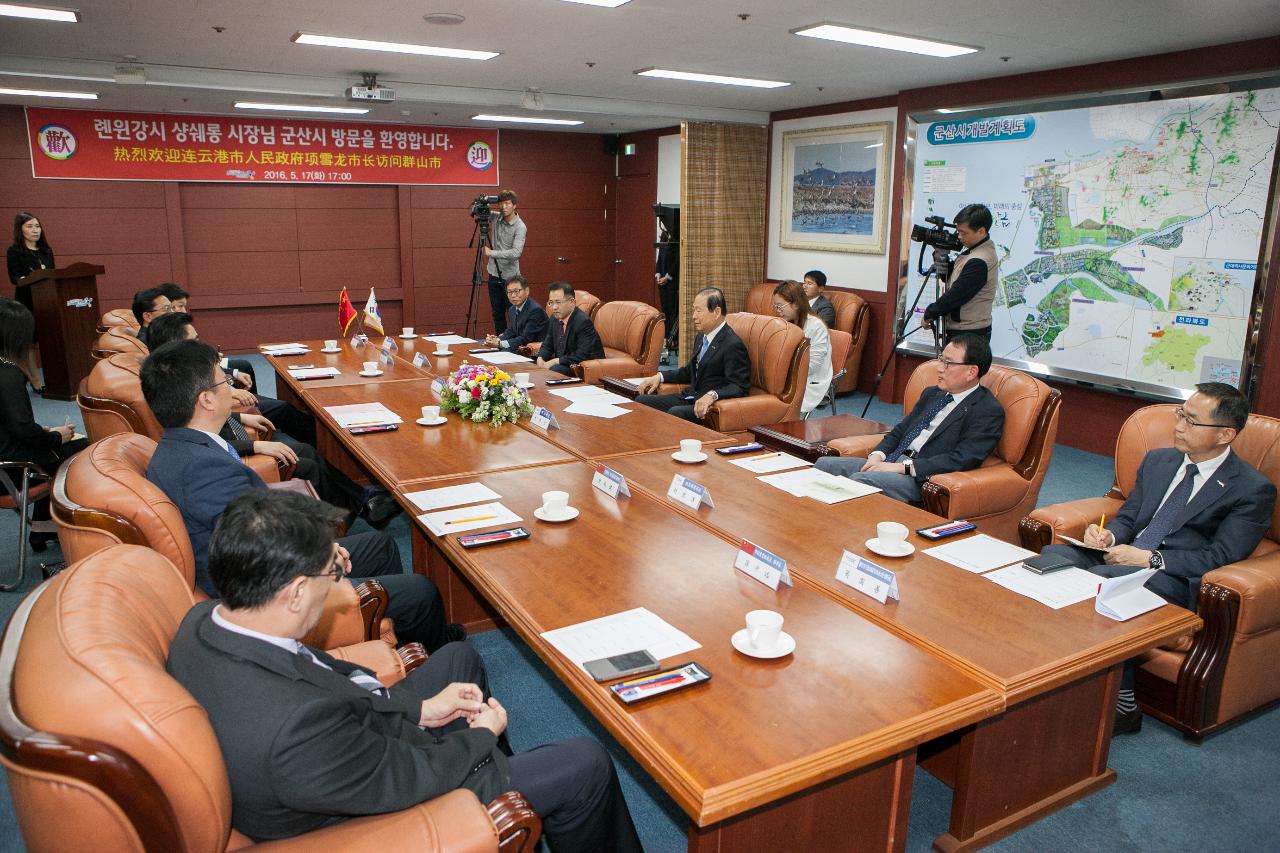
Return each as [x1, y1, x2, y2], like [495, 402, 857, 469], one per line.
[923, 534, 1036, 574]
[541, 607, 701, 671]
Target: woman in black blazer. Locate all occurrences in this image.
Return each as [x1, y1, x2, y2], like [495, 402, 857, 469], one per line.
[6, 212, 55, 392]
[0, 297, 86, 551]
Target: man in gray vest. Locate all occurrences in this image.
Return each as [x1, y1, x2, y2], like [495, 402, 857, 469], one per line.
[483, 190, 527, 335]
[922, 203, 998, 345]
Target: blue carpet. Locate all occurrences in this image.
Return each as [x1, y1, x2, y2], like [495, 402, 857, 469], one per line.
[0, 361, 1275, 851]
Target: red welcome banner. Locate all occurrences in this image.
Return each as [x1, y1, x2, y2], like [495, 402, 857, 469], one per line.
[24, 107, 499, 186]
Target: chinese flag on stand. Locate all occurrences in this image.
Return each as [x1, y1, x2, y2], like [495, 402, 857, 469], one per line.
[338, 287, 358, 335]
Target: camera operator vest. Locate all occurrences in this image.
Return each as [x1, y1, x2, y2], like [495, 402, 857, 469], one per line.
[945, 238, 999, 331]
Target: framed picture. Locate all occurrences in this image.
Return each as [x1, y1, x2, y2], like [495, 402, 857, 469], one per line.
[779, 122, 891, 254]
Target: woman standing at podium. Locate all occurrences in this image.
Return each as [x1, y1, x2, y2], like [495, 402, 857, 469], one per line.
[6, 212, 54, 393]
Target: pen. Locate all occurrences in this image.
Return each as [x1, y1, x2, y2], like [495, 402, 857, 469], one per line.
[620, 671, 683, 689]
[1099, 514, 1106, 531]
[637, 674, 685, 691]
[446, 515, 497, 525]
[346, 419, 395, 428]
[749, 452, 781, 461]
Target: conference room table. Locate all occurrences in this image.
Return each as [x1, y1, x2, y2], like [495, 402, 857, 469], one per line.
[264, 340, 1200, 851]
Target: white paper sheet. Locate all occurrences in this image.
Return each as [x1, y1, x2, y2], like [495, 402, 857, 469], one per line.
[756, 468, 879, 503]
[563, 401, 632, 419]
[260, 342, 307, 351]
[260, 343, 309, 356]
[419, 501, 521, 536]
[323, 402, 403, 428]
[923, 533, 1036, 574]
[422, 334, 477, 345]
[1058, 534, 1107, 554]
[728, 451, 810, 474]
[403, 482, 502, 512]
[540, 607, 701, 671]
[473, 351, 534, 365]
[287, 367, 341, 379]
[983, 565, 1100, 609]
[757, 467, 825, 497]
[548, 386, 632, 406]
[1096, 569, 1166, 621]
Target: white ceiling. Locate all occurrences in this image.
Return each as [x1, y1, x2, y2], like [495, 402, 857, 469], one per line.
[1, 0, 1278, 133]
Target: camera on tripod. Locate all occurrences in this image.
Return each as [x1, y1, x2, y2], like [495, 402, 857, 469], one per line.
[910, 215, 964, 253]
[469, 194, 500, 222]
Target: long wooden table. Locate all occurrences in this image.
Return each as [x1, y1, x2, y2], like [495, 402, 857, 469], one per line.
[264, 340, 1200, 851]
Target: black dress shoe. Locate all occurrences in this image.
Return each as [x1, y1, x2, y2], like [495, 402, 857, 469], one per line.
[443, 622, 467, 644]
[1113, 706, 1143, 735]
[360, 490, 401, 528]
[27, 532, 57, 553]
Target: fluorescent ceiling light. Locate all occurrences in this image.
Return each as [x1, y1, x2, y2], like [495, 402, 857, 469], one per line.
[636, 68, 789, 89]
[0, 3, 79, 22]
[557, 0, 631, 6]
[793, 23, 979, 58]
[235, 101, 369, 115]
[935, 107, 976, 114]
[473, 114, 584, 126]
[0, 86, 95, 99]
[292, 32, 498, 61]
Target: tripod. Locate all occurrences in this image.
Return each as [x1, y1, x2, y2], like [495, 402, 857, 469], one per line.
[464, 216, 491, 339]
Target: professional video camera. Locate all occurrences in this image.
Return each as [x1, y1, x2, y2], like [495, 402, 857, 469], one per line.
[910, 215, 963, 253]
[469, 194, 500, 222]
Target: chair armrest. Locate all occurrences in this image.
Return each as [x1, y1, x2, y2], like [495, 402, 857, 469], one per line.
[825, 434, 883, 458]
[327, 640, 407, 687]
[577, 358, 648, 385]
[355, 578, 390, 641]
[1019, 496, 1123, 551]
[706, 395, 789, 433]
[1203, 549, 1280, 636]
[489, 790, 542, 853]
[245, 453, 283, 483]
[599, 376, 642, 400]
[300, 580, 368, 649]
[920, 464, 1029, 520]
[398, 642, 429, 674]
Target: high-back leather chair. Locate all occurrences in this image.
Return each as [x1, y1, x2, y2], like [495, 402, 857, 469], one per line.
[808, 329, 853, 418]
[1020, 405, 1280, 739]
[0, 544, 540, 853]
[826, 360, 1061, 541]
[96, 307, 140, 333]
[742, 283, 870, 395]
[576, 301, 664, 384]
[93, 325, 149, 360]
[571, 289, 601, 321]
[699, 313, 809, 432]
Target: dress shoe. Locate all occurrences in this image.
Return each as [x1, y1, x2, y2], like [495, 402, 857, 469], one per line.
[444, 622, 467, 644]
[359, 489, 400, 529]
[1113, 706, 1143, 735]
[27, 531, 58, 553]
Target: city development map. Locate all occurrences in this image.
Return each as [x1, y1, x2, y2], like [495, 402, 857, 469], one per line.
[902, 88, 1279, 396]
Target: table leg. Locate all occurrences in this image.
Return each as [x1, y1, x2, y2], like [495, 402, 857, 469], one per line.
[410, 526, 504, 633]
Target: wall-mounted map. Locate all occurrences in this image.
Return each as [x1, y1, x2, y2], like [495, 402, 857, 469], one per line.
[901, 87, 1279, 398]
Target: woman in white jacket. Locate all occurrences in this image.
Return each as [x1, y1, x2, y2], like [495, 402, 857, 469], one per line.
[772, 280, 832, 416]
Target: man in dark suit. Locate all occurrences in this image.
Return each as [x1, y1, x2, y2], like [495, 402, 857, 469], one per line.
[636, 286, 751, 423]
[167, 489, 641, 850]
[803, 269, 836, 328]
[130, 285, 173, 346]
[815, 333, 1004, 504]
[536, 281, 605, 377]
[141, 338, 453, 651]
[1041, 382, 1276, 733]
[484, 274, 548, 352]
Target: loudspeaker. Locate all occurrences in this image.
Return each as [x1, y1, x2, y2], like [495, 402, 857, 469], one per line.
[602, 134, 621, 156]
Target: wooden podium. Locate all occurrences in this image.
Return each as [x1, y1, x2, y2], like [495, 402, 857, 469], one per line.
[17, 263, 104, 401]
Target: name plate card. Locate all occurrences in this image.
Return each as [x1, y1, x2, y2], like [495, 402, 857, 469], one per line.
[530, 406, 561, 431]
[591, 464, 631, 499]
[350, 334, 368, 348]
[379, 349, 395, 366]
[734, 540, 792, 590]
[412, 352, 429, 368]
[381, 337, 398, 354]
[835, 551, 900, 604]
[667, 474, 714, 510]
[430, 378, 445, 397]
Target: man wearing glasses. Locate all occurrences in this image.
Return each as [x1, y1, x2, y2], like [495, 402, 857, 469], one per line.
[130, 285, 174, 346]
[536, 281, 604, 377]
[1039, 382, 1275, 733]
[815, 333, 1004, 504]
[483, 274, 548, 352]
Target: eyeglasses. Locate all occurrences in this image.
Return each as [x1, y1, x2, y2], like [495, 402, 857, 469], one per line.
[771, 303, 790, 314]
[1172, 408, 1228, 429]
[306, 555, 345, 583]
[203, 375, 232, 393]
[938, 358, 971, 369]
[506, 288, 525, 296]
[545, 298, 566, 306]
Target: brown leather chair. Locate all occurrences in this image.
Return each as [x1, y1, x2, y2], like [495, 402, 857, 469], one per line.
[696, 313, 809, 432]
[0, 544, 540, 853]
[808, 328, 853, 419]
[49, 433, 413, 683]
[827, 360, 1061, 542]
[93, 325, 149, 360]
[1020, 405, 1280, 739]
[96, 307, 140, 333]
[575, 301, 664, 384]
[742, 283, 870, 395]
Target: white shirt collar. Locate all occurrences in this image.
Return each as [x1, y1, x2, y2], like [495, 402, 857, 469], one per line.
[946, 383, 980, 405]
[1183, 445, 1231, 480]
[195, 427, 233, 452]
[211, 604, 301, 655]
[702, 320, 726, 346]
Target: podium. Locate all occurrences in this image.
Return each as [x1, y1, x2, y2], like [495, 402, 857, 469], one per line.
[17, 263, 104, 401]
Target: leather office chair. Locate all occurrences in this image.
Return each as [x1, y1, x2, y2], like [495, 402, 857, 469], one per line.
[0, 544, 541, 853]
[826, 360, 1061, 542]
[809, 328, 853, 419]
[571, 289, 601, 321]
[49, 434, 414, 684]
[742, 283, 870, 395]
[1020, 405, 1280, 739]
[96, 307, 140, 333]
[0, 461, 56, 592]
[93, 325, 149, 360]
[575, 300, 664, 384]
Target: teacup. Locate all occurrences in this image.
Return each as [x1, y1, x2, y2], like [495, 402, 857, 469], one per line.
[362, 361, 378, 374]
[514, 372, 530, 386]
[745, 610, 784, 652]
[679, 439, 702, 459]
[541, 490, 570, 518]
[876, 521, 910, 547]
[421, 405, 440, 422]
[434, 345, 452, 356]
[402, 326, 415, 337]
[323, 339, 338, 350]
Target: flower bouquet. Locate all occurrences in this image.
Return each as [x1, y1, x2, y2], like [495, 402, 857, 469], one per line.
[439, 362, 534, 426]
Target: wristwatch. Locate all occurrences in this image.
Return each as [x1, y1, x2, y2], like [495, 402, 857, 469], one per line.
[707, 390, 719, 401]
[1148, 551, 1164, 571]
[903, 458, 915, 477]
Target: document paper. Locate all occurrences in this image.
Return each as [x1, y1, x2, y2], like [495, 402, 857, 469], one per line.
[756, 468, 880, 503]
[923, 534, 1037, 574]
[548, 386, 632, 406]
[287, 367, 341, 379]
[323, 402, 403, 428]
[422, 334, 477, 346]
[404, 482, 502, 512]
[540, 607, 701, 671]
[473, 351, 533, 365]
[728, 451, 811, 474]
[419, 502, 521, 536]
[983, 565, 1100, 609]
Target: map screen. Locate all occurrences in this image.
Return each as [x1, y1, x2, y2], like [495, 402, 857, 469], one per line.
[900, 87, 1279, 398]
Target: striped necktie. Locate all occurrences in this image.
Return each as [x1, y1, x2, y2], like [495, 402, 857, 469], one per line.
[887, 393, 953, 462]
[296, 644, 390, 698]
[225, 416, 251, 442]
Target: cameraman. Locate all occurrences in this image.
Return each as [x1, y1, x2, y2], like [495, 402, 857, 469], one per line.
[482, 190, 526, 335]
[922, 203, 997, 345]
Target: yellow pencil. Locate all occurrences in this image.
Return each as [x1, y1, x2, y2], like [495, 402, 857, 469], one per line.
[1099, 513, 1106, 531]
[447, 515, 497, 525]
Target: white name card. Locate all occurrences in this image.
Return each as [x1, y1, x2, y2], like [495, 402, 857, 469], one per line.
[412, 352, 428, 368]
[734, 539, 792, 590]
[530, 406, 561, 431]
[835, 551, 900, 604]
[667, 474, 714, 510]
[379, 349, 395, 366]
[591, 464, 631, 499]
[381, 337, 398, 354]
[430, 378, 445, 397]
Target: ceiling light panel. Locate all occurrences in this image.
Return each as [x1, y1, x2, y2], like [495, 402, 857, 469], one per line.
[0, 86, 95, 99]
[556, 0, 631, 6]
[292, 32, 498, 61]
[792, 23, 979, 58]
[636, 69, 789, 89]
[235, 101, 369, 114]
[473, 114, 584, 125]
[0, 3, 79, 22]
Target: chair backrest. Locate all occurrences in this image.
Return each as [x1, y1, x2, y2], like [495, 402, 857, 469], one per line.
[52, 433, 197, 583]
[0, 544, 226, 853]
[572, 289, 601, 320]
[95, 326, 149, 360]
[827, 330, 853, 381]
[724, 312, 809, 403]
[97, 308, 141, 333]
[81, 352, 163, 441]
[743, 282, 774, 316]
[592, 301, 663, 369]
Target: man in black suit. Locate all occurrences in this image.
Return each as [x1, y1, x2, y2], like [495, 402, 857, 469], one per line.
[636, 287, 751, 423]
[130, 285, 174, 346]
[483, 274, 548, 352]
[168, 489, 641, 851]
[803, 269, 836, 328]
[815, 333, 1004, 504]
[536, 281, 605, 377]
[1041, 382, 1276, 733]
[141, 338, 454, 651]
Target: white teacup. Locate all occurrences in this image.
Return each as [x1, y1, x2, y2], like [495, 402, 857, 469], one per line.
[402, 326, 415, 337]
[679, 439, 702, 458]
[876, 521, 910, 547]
[541, 490, 570, 517]
[514, 372, 530, 386]
[362, 361, 378, 374]
[745, 610, 784, 652]
[434, 345, 452, 356]
[324, 339, 338, 350]
[421, 405, 440, 422]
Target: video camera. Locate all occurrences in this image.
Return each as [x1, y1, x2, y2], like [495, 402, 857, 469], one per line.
[910, 215, 963, 253]
[469, 194, 500, 220]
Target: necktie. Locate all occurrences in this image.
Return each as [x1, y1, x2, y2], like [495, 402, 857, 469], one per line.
[697, 335, 711, 363]
[1133, 463, 1199, 551]
[887, 393, 953, 462]
[223, 441, 240, 462]
[297, 644, 390, 698]
[225, 416, 251, 442]
[558, 319, 568, 356]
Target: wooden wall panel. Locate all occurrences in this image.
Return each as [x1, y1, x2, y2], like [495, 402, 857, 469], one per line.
[410, 212, 478, 249]
[182, 207, 299, 252]
[63, 252, 174, 310]
[298, 248, 400, 293]
[295, 207, 399, 251]
[185, 250, 300, 296]
[0, 159, 166, 210]
[179, 182, 297, 209]
[52, 208, 171, 256]
[294, 184, 397, 209]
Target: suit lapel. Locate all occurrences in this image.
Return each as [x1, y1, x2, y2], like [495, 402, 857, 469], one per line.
[920, 387, 975, 445]
[1172, 451, 1236, 529]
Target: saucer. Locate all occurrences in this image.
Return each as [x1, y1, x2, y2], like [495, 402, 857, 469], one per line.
[416, 416, 448, 426]
[533, 506, 579, 523]
[320, 347, 342, 353]
[517, 382, 535, 389]
[358, 369, 384, 377]
[399, 334, 418, 340]
[731, 629, 795, 659]
[671, 451, 708, 464]
[865, 537, 914, 558]
[433, 350, 452, 357]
